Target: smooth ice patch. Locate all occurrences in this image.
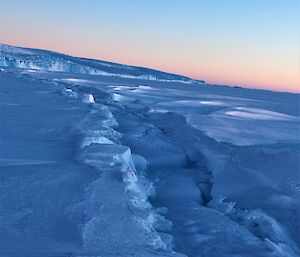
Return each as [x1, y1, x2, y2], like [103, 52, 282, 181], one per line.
[226, 107, 296, 121]
[112, 85, 137, 91]
[25, 69, 39, 73]
[132, 85, 155, 93]
[112, 93, 135, 103]
[137, 85, 153, 90]
[199, 100, 227, 106]
[158, 100, 227, 108]
[149, 108, 169, 114]
[63, 78, 88, 83]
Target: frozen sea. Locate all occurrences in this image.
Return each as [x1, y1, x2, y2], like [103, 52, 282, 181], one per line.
[0, 44, 300, 257]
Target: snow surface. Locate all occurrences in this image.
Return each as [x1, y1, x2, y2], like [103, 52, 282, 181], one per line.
[0, 44, 300, 257]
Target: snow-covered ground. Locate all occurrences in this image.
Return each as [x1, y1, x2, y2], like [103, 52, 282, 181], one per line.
[0, 44, 299, 257]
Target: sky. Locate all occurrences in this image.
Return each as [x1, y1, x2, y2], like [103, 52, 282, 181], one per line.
[0, 0, 299, 92]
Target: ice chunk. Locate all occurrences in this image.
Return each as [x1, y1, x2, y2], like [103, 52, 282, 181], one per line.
[79, 144, 136, 172]
[132, 154, 148, 172]
[80, 136, 114, 148]
[121, 167, 138, 183]
[62, 88, 78, 98]
[83, 93, 95, 104]
[84, 128, 122, 142]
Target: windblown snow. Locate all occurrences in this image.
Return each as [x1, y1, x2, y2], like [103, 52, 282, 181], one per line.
[0, 44, 299, 257]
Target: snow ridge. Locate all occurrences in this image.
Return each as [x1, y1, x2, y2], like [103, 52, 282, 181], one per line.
[57, 81, 182, 256]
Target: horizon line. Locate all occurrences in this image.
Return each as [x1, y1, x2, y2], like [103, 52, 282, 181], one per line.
[1, 41, 299, 95]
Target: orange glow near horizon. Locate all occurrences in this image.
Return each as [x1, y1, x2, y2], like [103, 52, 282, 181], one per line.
[1, 0, 299, 93]
[2, 38, 299, 94]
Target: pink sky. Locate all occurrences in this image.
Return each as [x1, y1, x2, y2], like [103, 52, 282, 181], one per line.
[1, 0, 299, 93]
